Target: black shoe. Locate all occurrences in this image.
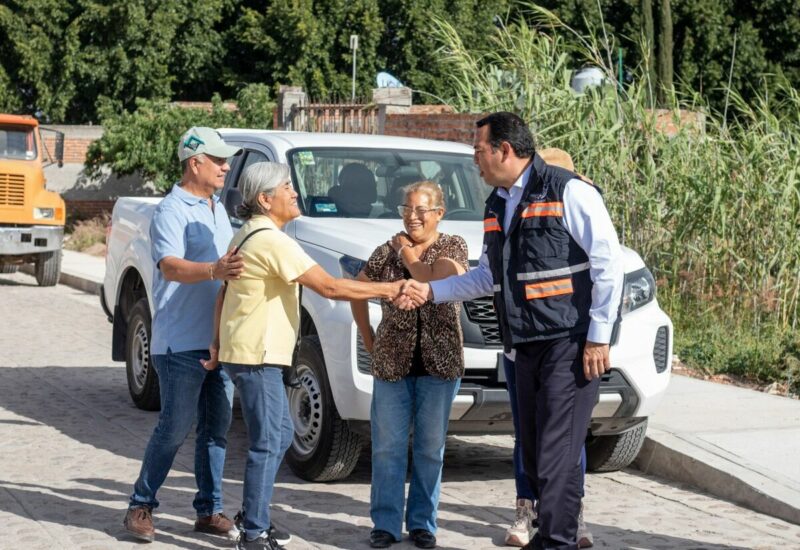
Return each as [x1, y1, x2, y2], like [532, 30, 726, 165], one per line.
[269, 524, 292, 545]
[370, 529, 395, 548]
[409, 529, 437, 549]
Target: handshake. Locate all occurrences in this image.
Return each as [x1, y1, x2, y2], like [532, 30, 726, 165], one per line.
[390, 279, 433, 310]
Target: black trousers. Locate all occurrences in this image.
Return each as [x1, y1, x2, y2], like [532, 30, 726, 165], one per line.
[515, 334, 600, 550]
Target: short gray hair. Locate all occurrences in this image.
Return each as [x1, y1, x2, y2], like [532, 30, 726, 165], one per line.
[236, 161, 291, 220]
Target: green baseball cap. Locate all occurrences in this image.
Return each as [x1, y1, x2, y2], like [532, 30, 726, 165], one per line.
[177, 126, 242, 162]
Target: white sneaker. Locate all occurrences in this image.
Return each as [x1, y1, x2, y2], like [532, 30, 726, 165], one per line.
[504, 498, 534, 547]
[577, 501, 593, 548]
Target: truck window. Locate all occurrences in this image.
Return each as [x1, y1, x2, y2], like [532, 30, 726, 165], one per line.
[287, 148, 488, 220]
[0, 125, 37, 160]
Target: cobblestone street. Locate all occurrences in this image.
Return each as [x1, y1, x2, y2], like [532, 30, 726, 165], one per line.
[1, 272, 799, 549]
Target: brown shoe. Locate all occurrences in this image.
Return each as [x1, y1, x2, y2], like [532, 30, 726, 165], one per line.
[124, 506, 155, 542]
[194, 512, 236, 537]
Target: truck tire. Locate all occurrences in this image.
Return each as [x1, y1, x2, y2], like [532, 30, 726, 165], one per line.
[286, 335, 364, 481]
[35, 250, 61, 286]
[585, 420, 648, 472]
[0, 263, 18, 274]
[125, 298, 160, 411]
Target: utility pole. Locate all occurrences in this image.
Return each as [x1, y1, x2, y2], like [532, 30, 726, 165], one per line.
[350, 35, 359, 102]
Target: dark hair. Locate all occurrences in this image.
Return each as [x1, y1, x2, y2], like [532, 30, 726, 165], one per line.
[235, 202, 256, 220]
[476, 112, 535, 158]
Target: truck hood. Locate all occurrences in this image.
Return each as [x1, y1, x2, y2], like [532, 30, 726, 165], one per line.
[294, 217, 645, 272]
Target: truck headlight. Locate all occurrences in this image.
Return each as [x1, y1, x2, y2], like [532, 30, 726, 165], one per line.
[621, 267, 656, 314]
[33, 207, 55, 219]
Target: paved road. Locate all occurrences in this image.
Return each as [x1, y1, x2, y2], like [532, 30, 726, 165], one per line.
[1, 271, 799, 550]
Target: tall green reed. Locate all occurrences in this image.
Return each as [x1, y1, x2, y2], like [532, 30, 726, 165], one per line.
[430, 4, 800, 335]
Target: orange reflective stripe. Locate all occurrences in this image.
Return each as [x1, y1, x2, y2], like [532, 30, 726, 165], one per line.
[521, 202, 564, 218]
[484, 217, 501, 232]
[525, 278, 573, 300]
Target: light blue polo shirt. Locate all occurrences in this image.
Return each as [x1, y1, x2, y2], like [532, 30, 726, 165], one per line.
[149, 184, 234, 355]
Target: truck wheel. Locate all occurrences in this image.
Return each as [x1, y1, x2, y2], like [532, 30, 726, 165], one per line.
[286, 335, 364, 481]
[35, 250, 61, 286]
[585, 420, 648, 472]
[125, 298, 160, 411]
[0, 263, 18, 274]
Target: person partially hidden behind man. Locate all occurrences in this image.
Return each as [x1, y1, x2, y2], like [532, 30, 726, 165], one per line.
[122, 127, 244, 542]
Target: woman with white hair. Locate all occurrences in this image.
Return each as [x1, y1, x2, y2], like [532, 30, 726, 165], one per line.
[206, 161, 404, 550]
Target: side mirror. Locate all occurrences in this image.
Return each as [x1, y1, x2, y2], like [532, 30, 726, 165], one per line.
[223, 187, 243, 218]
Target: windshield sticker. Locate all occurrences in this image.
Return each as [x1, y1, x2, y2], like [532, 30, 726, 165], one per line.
[297, 151, 315, 166]
[314, 201, 337, 213]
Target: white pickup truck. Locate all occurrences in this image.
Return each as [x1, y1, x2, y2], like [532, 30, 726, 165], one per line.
[101, 130, 673, 481]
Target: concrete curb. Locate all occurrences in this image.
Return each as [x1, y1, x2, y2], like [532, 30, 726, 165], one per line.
[635, 428, 800, 525]
[20, 261, 102, 296]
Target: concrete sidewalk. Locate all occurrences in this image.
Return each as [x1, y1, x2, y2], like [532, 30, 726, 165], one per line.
[30, 250, 800, 526]
[636, 375, 800, 525]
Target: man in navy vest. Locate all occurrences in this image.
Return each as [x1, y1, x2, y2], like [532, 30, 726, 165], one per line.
[400, 112, 623, 549]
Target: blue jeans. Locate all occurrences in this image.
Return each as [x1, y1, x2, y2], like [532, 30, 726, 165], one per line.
[503, 355, 586, 501]
[224, 363, 294, 541]
[130, 349, 234, 516]
[370, 376, 461, 541]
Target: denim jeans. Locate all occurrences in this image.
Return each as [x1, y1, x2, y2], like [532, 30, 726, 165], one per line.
[224, 363, 294, 541]
[129, 349, 234, 516]
[503, 355, 587, 501]
[370, 376, 461, 541]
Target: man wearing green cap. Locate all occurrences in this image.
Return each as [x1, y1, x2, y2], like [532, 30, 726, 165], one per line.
[123, 127, 245, 542]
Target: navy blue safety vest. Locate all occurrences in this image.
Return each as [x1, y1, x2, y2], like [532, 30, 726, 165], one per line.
[484, 154, 601, 350]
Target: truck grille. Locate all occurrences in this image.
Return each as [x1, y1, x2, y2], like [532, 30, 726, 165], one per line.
[463, 296, 503, 346]
[0, 173, 25, 206]
[464, 296, 496, 322]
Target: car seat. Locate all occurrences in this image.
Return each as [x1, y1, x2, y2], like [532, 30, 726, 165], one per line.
[332, 163, 377, 217]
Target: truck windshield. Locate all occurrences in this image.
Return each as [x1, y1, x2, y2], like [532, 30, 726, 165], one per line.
[287, 147, 489, 220]
[0, 125, 37, 161]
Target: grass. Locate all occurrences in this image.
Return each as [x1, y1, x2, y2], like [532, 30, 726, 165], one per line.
[64, 215, 108, 256]
[429, 2, 800, 394]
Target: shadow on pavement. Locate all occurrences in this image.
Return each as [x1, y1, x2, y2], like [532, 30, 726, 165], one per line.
[0, 366, 763, 549]
[0, 480, 228, 549]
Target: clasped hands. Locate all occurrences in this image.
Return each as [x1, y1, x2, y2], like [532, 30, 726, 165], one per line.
[390, 279, 431, 310]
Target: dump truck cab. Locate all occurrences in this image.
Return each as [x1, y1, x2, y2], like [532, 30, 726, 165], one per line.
[0, 114, 65, 285]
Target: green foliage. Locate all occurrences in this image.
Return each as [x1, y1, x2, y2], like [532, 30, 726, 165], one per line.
[0, 0, 79, 120]
[85, 85, 275, 192]
[376, 0, 510, 101]
[1, 0, 798, 121]
[225, 0, 384, 99]
[431, 7, 800, 388]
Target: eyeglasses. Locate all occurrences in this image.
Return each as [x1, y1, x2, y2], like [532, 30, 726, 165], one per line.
[397, 205, 441, 218]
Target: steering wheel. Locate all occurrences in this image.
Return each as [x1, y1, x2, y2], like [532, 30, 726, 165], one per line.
[443, 208, 475, 220]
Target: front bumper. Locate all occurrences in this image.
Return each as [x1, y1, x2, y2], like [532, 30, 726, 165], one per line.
[0, 225, 63, 254]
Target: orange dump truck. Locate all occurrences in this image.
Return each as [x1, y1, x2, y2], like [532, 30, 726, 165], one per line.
[0, 114, 65, 285]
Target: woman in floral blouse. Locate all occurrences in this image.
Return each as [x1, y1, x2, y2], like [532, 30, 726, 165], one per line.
[351, 180, 468, 549]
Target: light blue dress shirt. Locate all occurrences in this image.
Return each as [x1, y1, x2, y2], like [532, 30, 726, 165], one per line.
[149, 184, 233, 355]
[430, 164, 623, 347]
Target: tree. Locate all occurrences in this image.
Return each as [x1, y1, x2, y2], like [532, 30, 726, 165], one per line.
[224, 0, 384, 99]
[377, 0, 510, 99]
[656, 0, 673, 104]
[0, 0, 80, 120]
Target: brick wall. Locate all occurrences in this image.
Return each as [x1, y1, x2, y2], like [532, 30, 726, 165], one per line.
[383, 113, 483, 145]
[41, 125, 103, 165]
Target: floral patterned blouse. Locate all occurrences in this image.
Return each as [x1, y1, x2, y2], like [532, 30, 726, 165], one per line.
[363, 233, 469, 381]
